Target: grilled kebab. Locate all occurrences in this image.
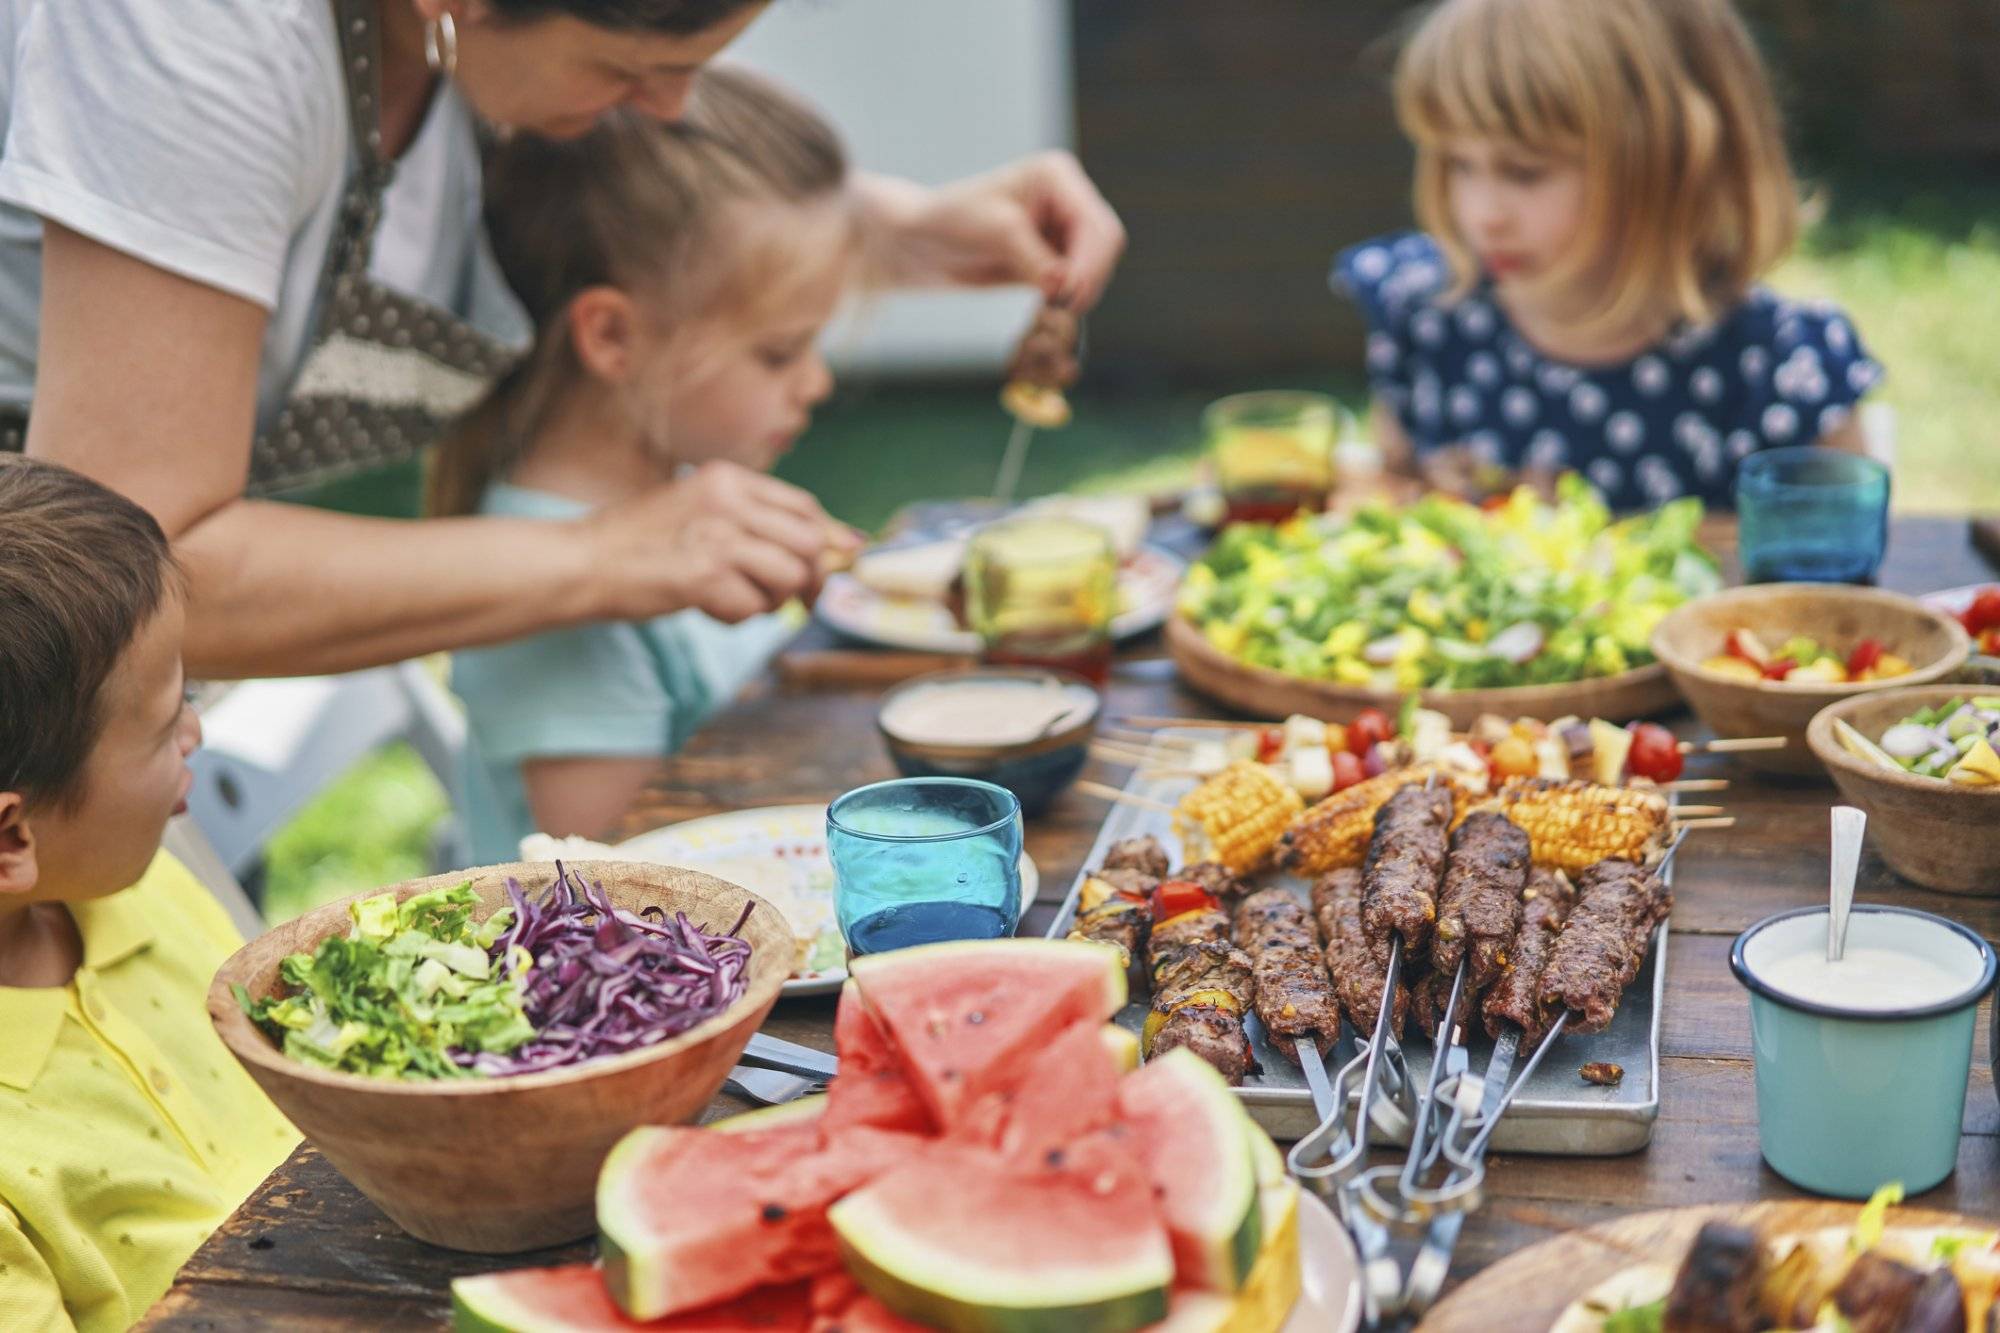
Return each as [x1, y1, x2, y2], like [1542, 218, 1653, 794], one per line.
[1360, 781, 1454, 959]
[1482, 865, 1578, 1049]
[1312, 867, 1408, 1040]
[1146, 883, 1257, 1084]
[1539, 857, 1673, 1035]
[1431, 810, 1530, 992]
[1232, 888, 1341, 1060]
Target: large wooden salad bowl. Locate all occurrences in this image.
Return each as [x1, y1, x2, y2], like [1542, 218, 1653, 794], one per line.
[209, 860, 792, 1253]
[1167, 614, 1680, 729]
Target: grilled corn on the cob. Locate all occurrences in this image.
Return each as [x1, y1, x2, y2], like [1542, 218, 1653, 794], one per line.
[1478, 777, 1671, 874]
[1174, 760, 1304, 874]
[1275, 764, 1461, 875]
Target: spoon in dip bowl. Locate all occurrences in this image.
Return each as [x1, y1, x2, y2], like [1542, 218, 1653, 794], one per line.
[1827, 805, 1865, 962]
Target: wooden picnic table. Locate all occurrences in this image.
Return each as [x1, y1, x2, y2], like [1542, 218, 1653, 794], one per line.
[144, 513, 1999, 1331]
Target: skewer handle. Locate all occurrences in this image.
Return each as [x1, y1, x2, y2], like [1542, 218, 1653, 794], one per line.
[1657, 778, 1729, 793]
[1680, 735, 1789, 753]
[1672, 815, 1736, 831]
[1072, 780, 1177, 815]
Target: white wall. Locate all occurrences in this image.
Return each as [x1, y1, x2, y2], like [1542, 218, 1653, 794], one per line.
[727, 0, 1074, 375]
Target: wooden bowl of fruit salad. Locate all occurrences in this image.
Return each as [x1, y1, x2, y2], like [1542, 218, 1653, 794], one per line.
[1651, 584, 1970, 776]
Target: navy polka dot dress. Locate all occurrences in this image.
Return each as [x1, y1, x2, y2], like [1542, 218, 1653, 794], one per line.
[1334, 232, 1884, 510]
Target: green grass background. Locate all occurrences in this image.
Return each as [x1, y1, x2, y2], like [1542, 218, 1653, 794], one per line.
[255, 173, 2000, 923]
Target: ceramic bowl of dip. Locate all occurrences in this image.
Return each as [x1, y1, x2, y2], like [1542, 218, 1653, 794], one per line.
[876, 667, 1100, 818]
[1731, 905, 1995, 1198]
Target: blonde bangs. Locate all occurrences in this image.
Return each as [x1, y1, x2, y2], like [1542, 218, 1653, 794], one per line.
[1394, 0, 1801, 342]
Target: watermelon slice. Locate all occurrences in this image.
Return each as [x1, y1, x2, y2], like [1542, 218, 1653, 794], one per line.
[829, 1146, 1173, 1333]
[597, 1122, 923, 1321]
[960, 1016, 1136, 1160]
[806, 1273, 933, 1333]
[714, 1096, 828, 1134]
[849, 939, 1127, 1128]
[451, 1265, 812, 1331]
[825, 981, 934, 1136]
[1116, 1049, 1263, 1293]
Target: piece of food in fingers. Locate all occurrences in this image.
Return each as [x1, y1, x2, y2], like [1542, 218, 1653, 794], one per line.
[1481, 777, 1672, 876]
[1001, 303, 1080, 428]
[1482, 866, 1579, 1047]
[1312, 868, 1408, 1040]
[1538, 858, 1672, 1035]
[1431, 810, 1530, 992]
[1231, 888, 1340, 1060]
[1360, 782, 1453, 957]
[1175, 761, 1305, 876]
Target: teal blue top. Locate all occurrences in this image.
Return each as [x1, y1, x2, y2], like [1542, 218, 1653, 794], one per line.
[451, 482, 803, 863]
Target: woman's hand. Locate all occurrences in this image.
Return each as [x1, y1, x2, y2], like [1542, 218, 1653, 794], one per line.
[859, 150, 1127, 312]
[588, 461, 855, 625]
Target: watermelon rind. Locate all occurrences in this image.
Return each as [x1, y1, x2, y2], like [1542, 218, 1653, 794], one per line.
[450, 1265, 636, 1333]
[848, 937, 1128, 1017]
[1100, 1025, 1141, 1073]
[1148, 1178, 1302, 1333]
[712, 1094, 828, 1133]
[828, 1183, 1172, 1333]
[1121, 1050, 1262, 1293]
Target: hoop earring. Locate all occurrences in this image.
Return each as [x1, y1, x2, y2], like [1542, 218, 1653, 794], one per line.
[423, 12, 458, 76]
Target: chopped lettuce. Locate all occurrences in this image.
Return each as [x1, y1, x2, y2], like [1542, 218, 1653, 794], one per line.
[236, 884, 532, 1080]
[1182, 479, 1715, 690]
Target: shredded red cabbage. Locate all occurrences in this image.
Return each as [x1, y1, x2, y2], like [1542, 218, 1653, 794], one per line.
[457, 862, 754, 1076]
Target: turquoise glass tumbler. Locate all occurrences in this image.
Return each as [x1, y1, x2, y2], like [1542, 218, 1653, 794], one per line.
[828, 777, 1023, 956]
[1736, 446, 1890, 584]
[1732, 906, 1995, 1198]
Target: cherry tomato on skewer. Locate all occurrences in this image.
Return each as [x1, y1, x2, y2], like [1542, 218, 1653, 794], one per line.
[1626, 722, 1684, 783]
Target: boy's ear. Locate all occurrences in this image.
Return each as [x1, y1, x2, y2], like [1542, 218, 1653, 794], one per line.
[568, 288, 644, 384]
[0, 794, 40, 898]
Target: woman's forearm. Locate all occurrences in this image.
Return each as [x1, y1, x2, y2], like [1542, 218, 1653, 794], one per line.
[177, 499, 601, 678]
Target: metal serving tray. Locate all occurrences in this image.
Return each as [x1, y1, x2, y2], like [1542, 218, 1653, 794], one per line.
[1046, 731, 1666, 1154]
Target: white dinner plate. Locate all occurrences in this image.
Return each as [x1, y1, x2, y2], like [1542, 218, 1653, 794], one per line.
[612, 804, 1040, 997]
[1286, 1189, 1365, 1333]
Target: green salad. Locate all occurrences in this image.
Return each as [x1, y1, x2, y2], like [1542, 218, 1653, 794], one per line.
[235, 884, 533, 1079]
[1178, 475, 1721, 691]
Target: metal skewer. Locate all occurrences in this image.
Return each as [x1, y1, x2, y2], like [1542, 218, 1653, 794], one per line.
[1294, 1036, 1339, 1125]
[991, 415, 1035, 505]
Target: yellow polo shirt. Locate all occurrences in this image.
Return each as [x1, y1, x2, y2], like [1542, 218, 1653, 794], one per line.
[0, 852, 299, 1332]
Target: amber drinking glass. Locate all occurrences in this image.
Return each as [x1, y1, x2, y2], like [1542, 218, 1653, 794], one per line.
[1205, 390, 1345, 525]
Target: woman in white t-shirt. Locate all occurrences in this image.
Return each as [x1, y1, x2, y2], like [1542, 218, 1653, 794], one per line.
[0, 0, 1124, 677]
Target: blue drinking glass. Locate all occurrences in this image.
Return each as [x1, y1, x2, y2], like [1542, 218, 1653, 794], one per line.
[1736, 446, 1890, 584]
[828, 777, 1024, 956]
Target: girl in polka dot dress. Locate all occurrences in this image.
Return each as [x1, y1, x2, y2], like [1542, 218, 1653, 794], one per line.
[1335, 0, 1882, 511]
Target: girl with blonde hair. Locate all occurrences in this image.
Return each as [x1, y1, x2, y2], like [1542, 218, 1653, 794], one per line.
[435, 66, 860, 859]
[1336, 0, 1882, 509]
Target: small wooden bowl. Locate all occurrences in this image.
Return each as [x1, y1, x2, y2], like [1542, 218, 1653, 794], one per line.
[208, 861, 792, 1252]
[1650, 584, 1970, 776]
[1807, 687, 2000, 894]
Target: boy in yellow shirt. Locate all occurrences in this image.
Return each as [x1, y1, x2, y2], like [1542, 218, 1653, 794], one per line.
[0, 457, 298, 1332]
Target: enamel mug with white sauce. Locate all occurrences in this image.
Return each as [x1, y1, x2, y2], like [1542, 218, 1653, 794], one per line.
[1731, 906, 1995, 1198]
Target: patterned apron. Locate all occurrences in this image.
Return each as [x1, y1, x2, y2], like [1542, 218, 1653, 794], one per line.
[2, 0, 520, 496]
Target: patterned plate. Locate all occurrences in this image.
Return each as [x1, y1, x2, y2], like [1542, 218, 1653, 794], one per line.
[613, 804, 1040, 997]
[815, 543, 1186, 655]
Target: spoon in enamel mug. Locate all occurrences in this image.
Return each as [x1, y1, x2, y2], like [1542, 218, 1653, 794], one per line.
[1827, 805, 1866, 962]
